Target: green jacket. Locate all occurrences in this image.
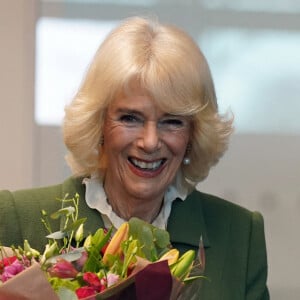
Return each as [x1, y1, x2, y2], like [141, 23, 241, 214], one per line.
[0, 177, 269, 299]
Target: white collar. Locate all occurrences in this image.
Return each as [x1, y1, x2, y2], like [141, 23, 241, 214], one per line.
[83, 173, 188, 230]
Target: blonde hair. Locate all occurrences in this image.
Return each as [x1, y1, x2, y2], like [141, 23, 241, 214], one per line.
[63, 16, 233, 191]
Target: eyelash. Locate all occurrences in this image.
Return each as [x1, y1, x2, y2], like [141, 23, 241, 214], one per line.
[119, 114, 186, 129]
[161, 119, 184, 127]
[119, 114, 141, 123]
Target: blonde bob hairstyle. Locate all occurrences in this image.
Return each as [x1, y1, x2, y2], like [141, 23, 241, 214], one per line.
[63, 16, 233, 191]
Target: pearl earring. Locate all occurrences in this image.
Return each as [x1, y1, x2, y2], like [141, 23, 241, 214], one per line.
[183, 143, 191, 165]
[183, 157, 191, 165]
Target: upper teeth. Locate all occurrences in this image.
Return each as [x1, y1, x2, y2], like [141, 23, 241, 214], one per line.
[131, 158, 163, 170]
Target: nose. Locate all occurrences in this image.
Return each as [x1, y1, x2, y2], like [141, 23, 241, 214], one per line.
[137, 122, 161, 153]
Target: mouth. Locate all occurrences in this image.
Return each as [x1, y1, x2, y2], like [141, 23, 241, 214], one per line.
[128, 157, 166, 171]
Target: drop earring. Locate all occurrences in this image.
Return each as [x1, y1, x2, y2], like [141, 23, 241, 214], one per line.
[183, 157, 191, 165]
[183, 143, 191, 165]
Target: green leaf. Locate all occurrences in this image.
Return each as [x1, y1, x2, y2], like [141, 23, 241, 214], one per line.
[46, 231, 67, 240]
[63, 218, 87, 233]
[128, 217, 171, 261]
[49, 277, 79, 293]
[183, 275, 207, 283]
[46, 247, 85, 264]
[91, 227, 111, 247]
[83, 228, 112, 273]
[139, 226, 155, 260]
[51, 207, 75, 219]
[121, 239, 138, 278]
[57, 287, 78, 300]
[153, 227, 170, 249]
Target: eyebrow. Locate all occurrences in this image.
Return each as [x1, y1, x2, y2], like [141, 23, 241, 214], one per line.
[115, 108, 143, 115]
[115, 107, 182, 118]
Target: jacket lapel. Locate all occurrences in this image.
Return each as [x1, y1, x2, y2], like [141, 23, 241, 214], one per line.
[167, 191, 210, 249]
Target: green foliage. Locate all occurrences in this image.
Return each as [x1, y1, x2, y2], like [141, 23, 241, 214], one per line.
[50, 207, 75, 219]
[41, 193, 84, 253]
[121, 237, 138, 278]
[1, 192, 203, 299]
[128, 217, 171, 261]
[48, 276, 80, 293]
[56, 287, 78, 300]
[83, 228, 112, 273]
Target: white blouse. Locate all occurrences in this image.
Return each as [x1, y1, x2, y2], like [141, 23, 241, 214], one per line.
[83, 173, 188, 230]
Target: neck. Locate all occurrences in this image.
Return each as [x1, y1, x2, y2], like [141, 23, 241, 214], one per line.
[104, 185, 163, 223]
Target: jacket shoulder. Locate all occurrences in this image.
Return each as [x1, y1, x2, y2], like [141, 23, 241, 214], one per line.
[0, 177, 83, 250]
[188, 189, 255, 224]
[190, 189, 251, 212]
[169, 189, 263, 250]
[188, 190, 264, 245]
[181, 190, 268, 299]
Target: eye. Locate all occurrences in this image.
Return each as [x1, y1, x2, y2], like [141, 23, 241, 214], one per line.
[119, 114, 142, 125]
[160, 118, 185, 129]
[162, 119, 184, 126]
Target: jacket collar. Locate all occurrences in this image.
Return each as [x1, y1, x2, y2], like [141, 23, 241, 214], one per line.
[167, 192, 211, 249]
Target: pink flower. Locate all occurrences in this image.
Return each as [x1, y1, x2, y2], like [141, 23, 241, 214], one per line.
[48, 258, 78, 279]
[0, 255, 18, 267]
[0, 256, 18, 274]
[107, 273, 119, 287]
[1, 259, 25, 282]
[76, 286, 97, 299]
[74, 250, 88, 270]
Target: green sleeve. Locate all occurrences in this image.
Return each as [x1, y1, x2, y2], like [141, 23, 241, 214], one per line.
[0, 185, 64, 250]
[0, 177, 103, 251]
[0, 190, 23, 247]
[246, 212, 269, 300]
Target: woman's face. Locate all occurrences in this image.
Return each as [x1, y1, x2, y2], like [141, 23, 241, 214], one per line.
[102, 87, 191, 202]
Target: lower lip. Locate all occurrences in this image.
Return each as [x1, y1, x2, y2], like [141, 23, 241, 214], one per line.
[128, 161, 165, 178]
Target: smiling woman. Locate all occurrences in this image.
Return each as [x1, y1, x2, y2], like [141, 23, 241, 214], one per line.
[63, 17, 230, 191]
[0, 16, 269, 299]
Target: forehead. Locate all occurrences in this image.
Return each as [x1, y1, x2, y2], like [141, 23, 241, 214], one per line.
[109, 90, 165, 117]
[110, 80, 175, 114]
[109, 77, 199, 118]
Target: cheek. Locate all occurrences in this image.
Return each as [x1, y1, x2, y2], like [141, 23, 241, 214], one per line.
[164, 134, 190, 158]
[103, 125, 137, 154]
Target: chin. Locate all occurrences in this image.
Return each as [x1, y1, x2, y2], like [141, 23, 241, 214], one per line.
[128, 184, 164, 200]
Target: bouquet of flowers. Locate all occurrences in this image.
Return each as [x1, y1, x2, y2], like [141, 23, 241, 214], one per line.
[0, 194, 205, 299]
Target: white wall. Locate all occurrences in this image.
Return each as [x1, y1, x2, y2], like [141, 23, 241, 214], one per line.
[0, 0, 37, 190]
